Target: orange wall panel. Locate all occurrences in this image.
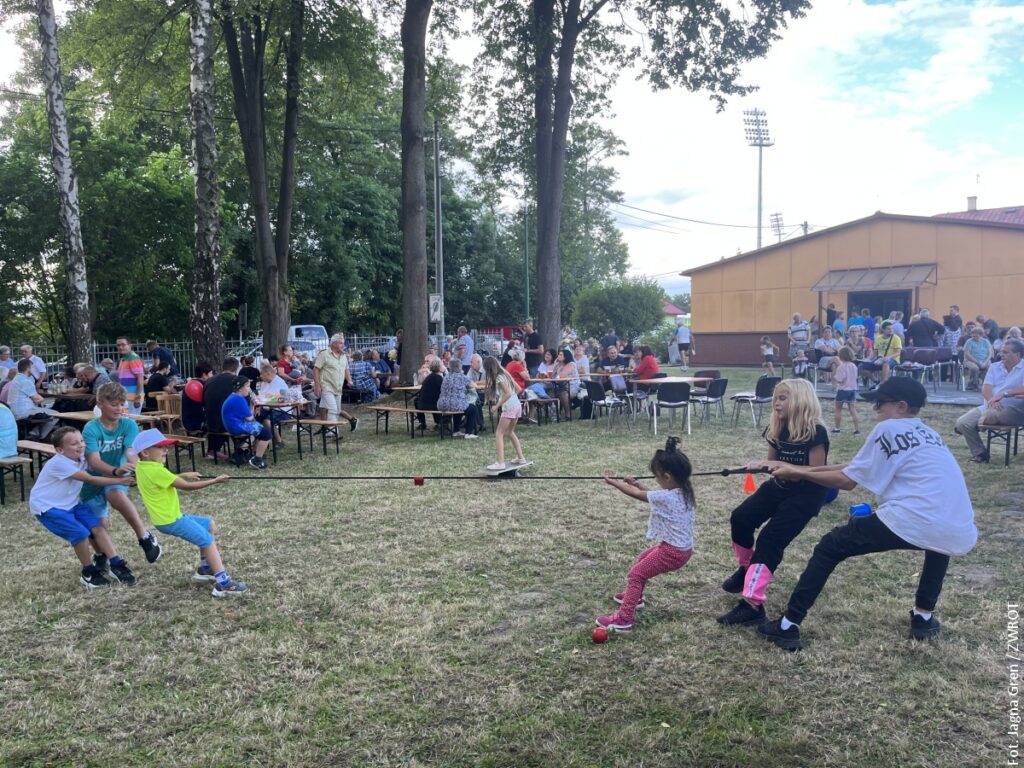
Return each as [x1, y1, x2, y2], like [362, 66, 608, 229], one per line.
[933, 277, 982, 318]
[720, 259, 757, 291]
[865, 221, 894, 267]
[692, 292, 722, 334]
[755, 289, 795, 330]
[892, 222, 937, 266]
[935, 226, 982, 277]
[720, 291, 755, 331]
[981, 230, 1024, 276]
[753, 248, 792, 289]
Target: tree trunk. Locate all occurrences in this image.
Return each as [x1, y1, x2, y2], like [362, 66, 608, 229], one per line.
[532, 0, 583, 351]
[35, 0, 92, 363]
[399, 0, 432, 384]
[188, 0, 225, 367]
[222, 8, 291, 355]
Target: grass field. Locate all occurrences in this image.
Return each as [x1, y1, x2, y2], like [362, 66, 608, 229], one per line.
[1, 368, 1019, 767]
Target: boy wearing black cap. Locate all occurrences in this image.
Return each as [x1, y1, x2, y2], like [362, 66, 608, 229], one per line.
[754, 377, 977, 650]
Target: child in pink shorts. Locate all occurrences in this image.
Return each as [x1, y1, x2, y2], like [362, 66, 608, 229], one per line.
[483, 356, 526, 471]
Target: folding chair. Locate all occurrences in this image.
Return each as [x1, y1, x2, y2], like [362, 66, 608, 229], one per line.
[731, 376, 780, 427]
[691, 378, 729, 425]
[651, 382, 692, 436]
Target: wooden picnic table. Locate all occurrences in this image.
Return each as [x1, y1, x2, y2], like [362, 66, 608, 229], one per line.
[632, 377, 713, 385]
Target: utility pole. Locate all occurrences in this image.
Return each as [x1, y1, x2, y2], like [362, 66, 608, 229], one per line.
[433, 120, 445, 340]
[743, 109, 773, 250]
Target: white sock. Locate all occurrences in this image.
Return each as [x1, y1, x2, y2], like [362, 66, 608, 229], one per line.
[780, 616, 798, 631]
[912, 608, 932, 621]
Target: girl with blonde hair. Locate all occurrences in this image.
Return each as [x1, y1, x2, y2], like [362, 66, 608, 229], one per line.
[717, 378, 831, 626]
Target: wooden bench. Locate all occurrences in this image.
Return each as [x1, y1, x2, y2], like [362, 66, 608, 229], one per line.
[17, 440, 57, 478]
[207, 431, 278, 466]
[0, 455, 32, 505]
[980, 423, 1024, 467]
[167, 434, 206, 473]
[369, 405, 466, 438]
[294, 418, 345, 455]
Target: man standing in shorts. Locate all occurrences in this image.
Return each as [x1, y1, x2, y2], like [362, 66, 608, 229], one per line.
[313, 333, 358, 430]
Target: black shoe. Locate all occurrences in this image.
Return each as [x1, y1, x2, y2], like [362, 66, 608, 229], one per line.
[92, 552, 109, 575]
[80, 565, 111, 590]
[970, 452, 990, 464]
[139, 533, 162, 564]
[758, 618, 803, 650]
[909, 611, 941, 640]
[350, 417, 358, 432]
[109, 560, 137, 587]
[717, 599, 766, 626]
[721, 566, 747, 594]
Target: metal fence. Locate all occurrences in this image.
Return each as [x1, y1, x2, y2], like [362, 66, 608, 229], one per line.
[15, 329, 507, 379]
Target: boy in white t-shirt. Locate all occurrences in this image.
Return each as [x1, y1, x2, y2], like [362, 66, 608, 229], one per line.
[754, 377, 977, 651]
[30, 427, 139, 589]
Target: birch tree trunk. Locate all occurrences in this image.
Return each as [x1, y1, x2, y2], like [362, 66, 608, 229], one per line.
[188, 0, 226, 366]
[399, 0, 433, 383]
[35, 0, 92, 362]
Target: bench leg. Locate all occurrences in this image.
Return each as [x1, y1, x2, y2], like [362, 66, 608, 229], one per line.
[18, 462, 25, 502]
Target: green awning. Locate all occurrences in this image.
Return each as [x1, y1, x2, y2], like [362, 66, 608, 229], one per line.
[812, 264, 937, 292]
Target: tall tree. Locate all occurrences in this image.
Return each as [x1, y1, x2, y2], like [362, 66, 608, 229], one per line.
[189, 0, 225, 365]
[399, 0, 432, 383]
[35, 0, 92, 361]
[475, 0, 810, 349]
[220, 0, 304, 355]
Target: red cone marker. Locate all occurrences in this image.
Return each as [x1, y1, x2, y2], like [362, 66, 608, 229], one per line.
[414, 476, 425, 486]
[743, 473, 757, 494]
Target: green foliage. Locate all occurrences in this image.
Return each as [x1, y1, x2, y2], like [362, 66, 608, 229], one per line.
[669, 292, 691, 314]
[572, 276, 666, 343]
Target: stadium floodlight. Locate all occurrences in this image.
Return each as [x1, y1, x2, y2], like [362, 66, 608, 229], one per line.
[743, 109, 774, 249]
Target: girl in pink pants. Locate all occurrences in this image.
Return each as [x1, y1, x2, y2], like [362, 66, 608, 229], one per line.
[596, 437, 696, 633]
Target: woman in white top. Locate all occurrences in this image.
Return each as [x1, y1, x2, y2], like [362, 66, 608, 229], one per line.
[257, 362, 291, 446]
[572, 341, 591, 381]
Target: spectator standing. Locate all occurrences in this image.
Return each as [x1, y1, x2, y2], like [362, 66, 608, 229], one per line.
[674, 320, 694, 371]
[115, 337, 146, 414]
[522, 319, 545, 377]
[145, 340, 180, 380]
[238, 355, 261, 389]
[787, 313, 811, 361]
[888, 311, 905, 343]
[860, 309, 876, 340]
[456, 326, 475, 374]
[955, 338, 1024, 464]
[312, 333, 357, 430]
[831, 311, 846, 337]
[906, 308, 944, 347]
[826, 303, 837, 328]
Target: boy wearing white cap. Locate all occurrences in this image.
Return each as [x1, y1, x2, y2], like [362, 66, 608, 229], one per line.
[132, 429, 248, 597]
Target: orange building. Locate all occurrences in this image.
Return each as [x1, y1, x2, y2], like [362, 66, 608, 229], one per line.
[681, 203, 1024, 365]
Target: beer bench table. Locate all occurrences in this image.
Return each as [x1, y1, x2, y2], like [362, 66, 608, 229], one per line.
[369, 405, 466, 438]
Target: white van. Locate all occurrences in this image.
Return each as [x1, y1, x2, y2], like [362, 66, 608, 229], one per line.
[289, 325, 329, 354]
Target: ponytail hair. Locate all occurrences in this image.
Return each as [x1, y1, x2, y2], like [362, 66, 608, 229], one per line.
[650, 436, 695, 506]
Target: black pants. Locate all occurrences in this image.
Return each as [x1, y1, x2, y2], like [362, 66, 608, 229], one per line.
[784, 513, 950, 624]
[730, 480, 827, 572]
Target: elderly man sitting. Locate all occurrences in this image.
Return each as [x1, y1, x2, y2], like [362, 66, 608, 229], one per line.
[955, 338, 1024, 464]
[962, 326, 993, 390]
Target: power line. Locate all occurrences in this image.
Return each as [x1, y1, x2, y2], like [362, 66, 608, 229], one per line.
[610, 208, 686, 233]
[613, 201, 760, 229]
[613, 219, 680, 235]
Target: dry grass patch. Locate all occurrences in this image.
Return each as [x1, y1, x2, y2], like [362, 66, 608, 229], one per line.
[0, 374, 1017, 766]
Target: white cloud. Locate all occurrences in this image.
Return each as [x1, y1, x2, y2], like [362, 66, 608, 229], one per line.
[606, 0, 1024, 287]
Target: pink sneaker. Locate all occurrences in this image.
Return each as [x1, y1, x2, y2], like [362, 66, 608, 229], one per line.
[613, 593, 645, 609]
[595, 614, 633, 633]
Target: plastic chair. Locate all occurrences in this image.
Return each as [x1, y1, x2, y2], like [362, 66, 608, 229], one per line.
[691, 378, 729, 425]
[651, 382, 692, 435]
[691, 370, 720, 396]
[583, 379, 628, 429]
[731, 376, 780, 427]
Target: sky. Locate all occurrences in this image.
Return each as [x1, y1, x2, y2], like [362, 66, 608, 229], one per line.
[3, 1, 1023, 304]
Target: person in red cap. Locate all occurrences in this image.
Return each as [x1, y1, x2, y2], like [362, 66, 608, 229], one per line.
[132, 429, 247, 597]
[757, 377, 977, 650]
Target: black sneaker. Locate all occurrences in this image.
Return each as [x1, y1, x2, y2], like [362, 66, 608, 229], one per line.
[969, 452, 990, 464]
[758, 618, 803, 650]
[350, 417, 359, 432]
[721, 566, 747, 594]
[109, 560, 137, 587]
[139, 533, 162, 564]
[717, 599, 767, 626]
[909, 611, 941, 640]
[248, 456, 268, 471]
[80, 565, 111, 590]
[92, 552, 109, 575]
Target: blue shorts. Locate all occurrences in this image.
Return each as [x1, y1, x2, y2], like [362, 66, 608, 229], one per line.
[836, 390, 857, 403]
[37, 504, 103, 546]
[81, 484, 131, 519]
[232, 422, 271, 441]
[155, 514, 214, 548]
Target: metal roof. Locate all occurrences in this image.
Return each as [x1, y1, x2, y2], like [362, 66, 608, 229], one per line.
[811, 264, 937, 292]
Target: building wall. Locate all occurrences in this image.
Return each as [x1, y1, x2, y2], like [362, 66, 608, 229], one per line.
[689, 217, 1024, 365]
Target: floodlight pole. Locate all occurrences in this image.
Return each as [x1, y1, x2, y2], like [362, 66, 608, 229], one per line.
[744, 109, 774, 250]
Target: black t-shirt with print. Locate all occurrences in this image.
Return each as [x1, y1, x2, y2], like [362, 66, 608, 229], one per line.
[762, 423, 830, 490]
